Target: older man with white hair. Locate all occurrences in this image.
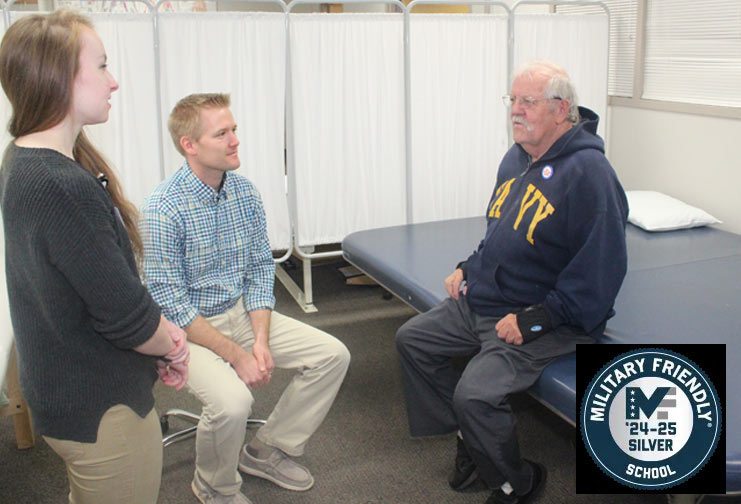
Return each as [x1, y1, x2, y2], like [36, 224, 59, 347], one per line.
[396, 61, 628, 504]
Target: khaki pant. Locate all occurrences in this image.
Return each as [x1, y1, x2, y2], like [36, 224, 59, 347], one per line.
[44, 405, 163, 504]
[188, 303, 350, 495]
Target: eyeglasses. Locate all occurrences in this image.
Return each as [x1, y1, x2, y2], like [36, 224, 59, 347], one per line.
[502, 95, 561, 109]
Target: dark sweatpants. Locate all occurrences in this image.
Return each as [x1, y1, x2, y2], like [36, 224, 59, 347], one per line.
[396, 295, 594, 495]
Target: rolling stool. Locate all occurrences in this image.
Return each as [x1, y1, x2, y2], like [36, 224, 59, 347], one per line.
[161, 409, 266, 448]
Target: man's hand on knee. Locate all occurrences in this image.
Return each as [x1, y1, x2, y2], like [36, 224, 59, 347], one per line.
[232, 347, 271, 389]
[252, 341, 275, 379]
[495, 314, 524, 346]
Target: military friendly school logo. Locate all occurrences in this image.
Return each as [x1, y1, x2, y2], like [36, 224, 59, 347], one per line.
[581, 348, 721, 490]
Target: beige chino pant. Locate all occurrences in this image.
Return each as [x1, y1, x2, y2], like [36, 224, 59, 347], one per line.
[44, 405, 163, 504]
[187, 302, 350, 495]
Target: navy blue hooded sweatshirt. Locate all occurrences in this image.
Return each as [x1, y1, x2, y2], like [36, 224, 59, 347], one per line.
[461, 107, 628, 339]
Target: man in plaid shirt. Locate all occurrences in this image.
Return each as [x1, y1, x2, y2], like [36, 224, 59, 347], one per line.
[141, 93, 351, 504]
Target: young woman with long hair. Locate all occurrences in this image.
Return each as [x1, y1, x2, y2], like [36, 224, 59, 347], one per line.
[0, 10, 189, 503]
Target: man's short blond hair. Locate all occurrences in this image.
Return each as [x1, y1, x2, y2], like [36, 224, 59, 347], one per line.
[168, 93, 231, 156]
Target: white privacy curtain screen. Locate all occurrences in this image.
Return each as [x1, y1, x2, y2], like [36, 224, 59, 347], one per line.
[289, 13, 407, 247]
[0, 8, 610, 253]
[409, 14, 509, 224]
[158, 13, 290, 250]
[513, 13, 609, 139]
[86, 14, 161, 211]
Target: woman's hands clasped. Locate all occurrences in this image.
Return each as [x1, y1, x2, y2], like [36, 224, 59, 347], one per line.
[157, 317, 190, 391]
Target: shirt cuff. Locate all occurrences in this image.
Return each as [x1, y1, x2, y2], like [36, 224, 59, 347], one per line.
[516, 304, 553, 344]
[243, 294, 276, 313]
[456, 261, 468, 281]
[167, 304, 199, 329]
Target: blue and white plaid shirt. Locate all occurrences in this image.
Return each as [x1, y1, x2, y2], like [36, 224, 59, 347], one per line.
[140, 163, 275, 328]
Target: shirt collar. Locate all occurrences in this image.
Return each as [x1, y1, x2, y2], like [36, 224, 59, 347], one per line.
[182, 161, 229, 204]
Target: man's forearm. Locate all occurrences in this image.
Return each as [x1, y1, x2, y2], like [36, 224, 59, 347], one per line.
[187, 312, 271, 388]
[185, 314, 240, 364]
[248, 309, 271, 346]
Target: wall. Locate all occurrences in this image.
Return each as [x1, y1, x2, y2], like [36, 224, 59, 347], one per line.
[607, 105, 741, 234]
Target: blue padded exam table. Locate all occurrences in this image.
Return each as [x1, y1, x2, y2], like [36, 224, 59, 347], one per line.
[342, 217, 741, 493]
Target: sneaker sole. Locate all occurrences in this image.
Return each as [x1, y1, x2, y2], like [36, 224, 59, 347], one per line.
[192, 479, 255, 504]
[191, 481, 208, 504]
[238, 462, 315, 492]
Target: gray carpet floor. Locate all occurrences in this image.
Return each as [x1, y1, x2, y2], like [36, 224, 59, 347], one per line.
[0, 259, 735, 503]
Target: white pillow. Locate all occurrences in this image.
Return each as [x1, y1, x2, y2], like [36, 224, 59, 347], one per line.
[626, 191, 721, 232]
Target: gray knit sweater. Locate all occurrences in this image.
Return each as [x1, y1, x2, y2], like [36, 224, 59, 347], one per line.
[0, 144, 161, 442]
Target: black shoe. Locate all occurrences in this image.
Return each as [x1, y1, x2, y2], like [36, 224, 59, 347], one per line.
[484, 460, 546, 504]
[449, 436, 479, 491]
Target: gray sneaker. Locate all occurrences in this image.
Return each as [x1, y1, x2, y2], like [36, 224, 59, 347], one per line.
[238, 444, 314, 491]
[191, 471, 254, 504]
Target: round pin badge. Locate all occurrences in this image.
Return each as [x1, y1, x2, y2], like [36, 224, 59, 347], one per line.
[580, 348, 721, 490]
[541, 165, 553, 179]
